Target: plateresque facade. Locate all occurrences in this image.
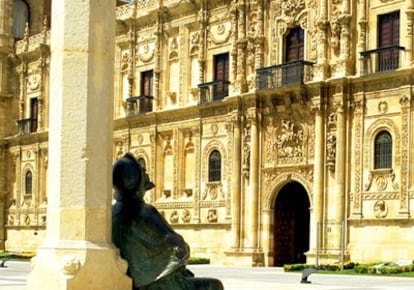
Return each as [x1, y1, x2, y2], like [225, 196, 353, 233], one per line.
[1, 0, 414, 266]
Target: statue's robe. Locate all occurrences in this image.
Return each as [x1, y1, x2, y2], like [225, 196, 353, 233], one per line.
[112, 192, 193, 289]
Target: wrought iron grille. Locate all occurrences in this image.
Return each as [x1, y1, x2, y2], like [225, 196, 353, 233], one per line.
[360, 45, 405, 75]
[256, 60, 314, 91]
[126, 95, 153, 115]
[198, 80, 230, 104]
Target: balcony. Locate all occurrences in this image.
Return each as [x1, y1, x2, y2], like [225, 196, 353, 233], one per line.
[198, 80, 230, 104]
[360, 45, 405, 75]
[256, 60, 314, 91]
[126, 95, 153, 115]
[17, 118, 36, 135]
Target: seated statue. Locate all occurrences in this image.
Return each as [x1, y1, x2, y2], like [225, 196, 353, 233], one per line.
[112, 153, 224, 290]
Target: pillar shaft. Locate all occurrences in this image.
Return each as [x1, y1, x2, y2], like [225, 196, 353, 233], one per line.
[231, 116, 241, 249]
[247, 115, 259, 249]
[311, 109, 324, 253]
[335, 105, 346, 223]
[27, 1, 131, 289]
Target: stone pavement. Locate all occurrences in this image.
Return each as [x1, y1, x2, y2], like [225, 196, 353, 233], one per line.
[2, 261, 414, 290]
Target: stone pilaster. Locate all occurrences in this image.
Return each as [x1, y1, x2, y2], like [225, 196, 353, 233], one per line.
[246, 110, 259, 250]
[334, 97, 346, 224]
[309, 97, 324, 261]
[27, 1, 131, 289]
[230, 114, 241, 250]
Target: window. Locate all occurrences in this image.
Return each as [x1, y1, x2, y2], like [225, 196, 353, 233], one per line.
[208, 150, 221, 182]
[378, 11, 400, 71]
[30, 98, 38, 133]
[285, 27, 304, 63]
[283, 27, 304, 85]
[141, 70, 153, 97]
[25, 171, 32, 194]
[374, 131, 392, 169]
[13, 0, 29, 39]
[213, 53, 229, 100]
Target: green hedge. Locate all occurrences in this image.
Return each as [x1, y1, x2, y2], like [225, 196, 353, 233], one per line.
[187, 257, 210, 265]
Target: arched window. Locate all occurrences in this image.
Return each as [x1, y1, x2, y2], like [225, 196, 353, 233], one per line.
[13, 0, 30, 39]
[208, 150, 221, 182]
[25, 170, 32, 194]
[374, 131, 392, 169]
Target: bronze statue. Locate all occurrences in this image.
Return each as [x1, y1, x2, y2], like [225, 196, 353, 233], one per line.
[112, 153, 224, 290]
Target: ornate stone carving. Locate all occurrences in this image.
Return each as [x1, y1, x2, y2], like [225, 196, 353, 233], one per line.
[378, 101, 388, 114]
[276, 119, 304, 162]
[181, 209, 191, 223]
[60, 255, 81, 276]
[373, 200, 388, 218]
[209, 22, 231, 45]
[137, 43, 155, 63]
[207, 209, 218, 223]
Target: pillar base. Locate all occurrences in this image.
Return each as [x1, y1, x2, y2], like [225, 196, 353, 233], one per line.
[27, 240, 132, 290]
[223, 248, 264, 267]
[306, 249, 350, 266]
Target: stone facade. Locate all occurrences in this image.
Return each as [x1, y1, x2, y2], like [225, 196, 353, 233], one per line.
[2, 0, 414, 267]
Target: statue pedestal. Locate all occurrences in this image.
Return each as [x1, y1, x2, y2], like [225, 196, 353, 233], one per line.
[27, 240, 131, 290]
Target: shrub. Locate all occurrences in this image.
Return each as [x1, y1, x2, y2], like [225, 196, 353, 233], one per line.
[187, 257, 210, 265]
[354, 264, 368, 273]
[283, 263, 315, 272]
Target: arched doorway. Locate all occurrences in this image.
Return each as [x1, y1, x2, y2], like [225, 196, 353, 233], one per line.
[273, 182, 310, 266]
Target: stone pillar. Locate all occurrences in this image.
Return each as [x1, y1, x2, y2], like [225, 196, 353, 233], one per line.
[247, 112, 259, 249]
[334, 100, 346, 224]
[310, 103, 324, 255]
[231, 114, 241, 250]
[0, 0, 13, 96]
[27, 1, 131, 289]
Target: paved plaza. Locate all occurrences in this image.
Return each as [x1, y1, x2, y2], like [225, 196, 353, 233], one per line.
[1, 261, 414, 290]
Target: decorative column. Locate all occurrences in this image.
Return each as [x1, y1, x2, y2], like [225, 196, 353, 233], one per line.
[399, 95, 410, 217]
[351, 95, 364, 217]
[309, 98, 325, 258]
[0, 0, 13, 97]
[334, 97, 346, 223]
[236, 1, 247, 93]
[231, 114, 241, 250]
[38, 18, 50, 132]
[337, 0, 352, 76]
[246, 111, 259, 250]
[406, 0, 414, 66]
[254, 0, 264, 70]
[230, 2, 238, 87]
[153, 9, 162, 111]
[27, 1, 131, 289]
[314, 0, 328, 80]
[357, 0, 368, 75]
[333, 95, 346, 255]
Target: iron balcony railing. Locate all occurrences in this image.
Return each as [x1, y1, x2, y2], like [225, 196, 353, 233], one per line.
[126, 95, 154, 115]
[17, 118, 36, 135]
[198, 80, 230, 104]
[256, 60, 314, 91]
[360, 45, 405, 75]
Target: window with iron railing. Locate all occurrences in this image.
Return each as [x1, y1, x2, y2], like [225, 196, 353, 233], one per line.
[17, 118, 33, 135]
[256, 27, 313, 91]
[126, 95, 154, 115]
[198, 53, 230, 104]
[256, 60, 314, 91]
[361, 11, 403, 75]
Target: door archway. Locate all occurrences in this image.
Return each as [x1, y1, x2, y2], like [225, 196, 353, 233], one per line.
[273, 182, 310, 266]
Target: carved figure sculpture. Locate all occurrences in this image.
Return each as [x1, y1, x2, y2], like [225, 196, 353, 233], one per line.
[112, 153, 224, 290]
